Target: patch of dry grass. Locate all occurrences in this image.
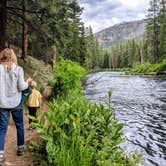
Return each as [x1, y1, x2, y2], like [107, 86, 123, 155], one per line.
[18, 56, 54, 90]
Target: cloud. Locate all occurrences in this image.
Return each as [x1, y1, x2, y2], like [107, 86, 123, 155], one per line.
[78, 0, 150, 33]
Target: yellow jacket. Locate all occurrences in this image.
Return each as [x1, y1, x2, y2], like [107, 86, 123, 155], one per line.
[28, 89, 42, 107]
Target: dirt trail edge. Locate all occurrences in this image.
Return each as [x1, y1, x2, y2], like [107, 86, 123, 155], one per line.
[4, 96, 50, 166]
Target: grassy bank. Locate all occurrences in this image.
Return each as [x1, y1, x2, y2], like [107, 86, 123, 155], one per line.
[32, 59, 141, 166]
[130, 61, 166, 75]
[87, 61, 166, 76]
[87, 68, 130, 74]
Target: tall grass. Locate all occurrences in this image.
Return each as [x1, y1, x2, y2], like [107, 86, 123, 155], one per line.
[33, 59, 141, 166]
[132, 60, 166, 74]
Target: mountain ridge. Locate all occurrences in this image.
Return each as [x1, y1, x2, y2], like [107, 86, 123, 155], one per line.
[95, 19, 147, 47]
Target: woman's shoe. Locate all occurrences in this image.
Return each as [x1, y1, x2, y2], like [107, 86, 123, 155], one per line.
[0, 155, 5, 165]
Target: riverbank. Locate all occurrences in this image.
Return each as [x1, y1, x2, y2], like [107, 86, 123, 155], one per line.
[88, 61, 166, 76]
[4, 58, 142, 166]
[87, 68, 130, 74]
[85, 71, 166, 166]
[33, 59, 141, 166]
[130, 61, 166, 75]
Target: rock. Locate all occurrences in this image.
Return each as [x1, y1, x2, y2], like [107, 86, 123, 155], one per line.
[95, 19, 147, 47]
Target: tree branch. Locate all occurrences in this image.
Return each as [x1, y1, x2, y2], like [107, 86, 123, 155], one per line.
[8, 10, 38, 31]
[8, 15, 22, 26]
[7, 6, 42, 14]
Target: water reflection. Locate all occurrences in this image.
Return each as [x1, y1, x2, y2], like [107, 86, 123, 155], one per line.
[84, 72, 166, 166]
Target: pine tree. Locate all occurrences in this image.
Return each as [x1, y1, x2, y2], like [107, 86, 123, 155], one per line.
[63, 0, 82, 61]
[22, 0, 28, 59]
[140, 34, 149, 64]
[146, 0, 160, 63]
[79, 24, 87, 65]
[0, 0, 87, 63]
[159, 0, 166, 61]
[85, 26, 98, 69]
[0, 0, 7, 50]
[85, 27, 93, 68]
[103, 50, 110, 68]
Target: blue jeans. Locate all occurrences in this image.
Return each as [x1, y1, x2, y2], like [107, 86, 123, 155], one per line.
[0, 105, 24, 153]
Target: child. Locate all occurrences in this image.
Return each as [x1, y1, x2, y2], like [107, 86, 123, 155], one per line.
[28, 81, 42, 127]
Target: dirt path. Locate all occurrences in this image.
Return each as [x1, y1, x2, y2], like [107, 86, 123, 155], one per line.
[3, 103, 49, 166]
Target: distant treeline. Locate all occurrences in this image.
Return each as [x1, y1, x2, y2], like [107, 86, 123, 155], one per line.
[96, 0, 166, 69]
[0, 0, 165, 69]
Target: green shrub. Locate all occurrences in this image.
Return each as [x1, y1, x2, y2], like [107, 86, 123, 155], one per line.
[52, 59, 86, 97]
[147, 64, 160, 72]
[157, 60, 166, 73]
[132, 60, 166, 74]
[132, 63, 151, 73]
[36, 91, 141, 166]
[33, 59, 141, 166]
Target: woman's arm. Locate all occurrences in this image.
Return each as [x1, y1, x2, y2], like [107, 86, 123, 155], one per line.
[18, 67, 28, 91]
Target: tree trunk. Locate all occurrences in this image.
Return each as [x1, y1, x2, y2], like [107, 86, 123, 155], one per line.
[153, 18, 159, 63]
[0, 0, 8, 51]
[22, 0, 28, 59]
[152, 1, 159, 63]
[140, 49, 144, 64]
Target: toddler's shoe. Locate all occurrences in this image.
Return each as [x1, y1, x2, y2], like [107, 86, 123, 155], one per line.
[17, 146, 26, 156]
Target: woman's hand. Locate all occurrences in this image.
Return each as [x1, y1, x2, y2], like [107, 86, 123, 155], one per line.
[26, 77, 33, 85]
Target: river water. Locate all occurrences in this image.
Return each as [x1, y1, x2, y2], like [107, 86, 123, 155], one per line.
[84, 72, 166, 166]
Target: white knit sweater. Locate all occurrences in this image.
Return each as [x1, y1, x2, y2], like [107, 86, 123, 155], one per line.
[0, 64, 28, 108]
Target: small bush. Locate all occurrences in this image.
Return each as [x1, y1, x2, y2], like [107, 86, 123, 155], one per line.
[132, 63, 151, 73]
[132, 60, 166, 74]
[52, 59, 86, 97]
[157, 60, 166, 73]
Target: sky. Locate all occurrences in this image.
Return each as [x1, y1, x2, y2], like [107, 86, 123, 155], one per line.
[77, 0, 150, 33]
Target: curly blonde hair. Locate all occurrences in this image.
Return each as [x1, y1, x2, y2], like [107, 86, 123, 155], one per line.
[0, 48, 18, 71]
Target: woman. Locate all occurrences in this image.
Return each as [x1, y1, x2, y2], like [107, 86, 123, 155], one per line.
[0, 48, 31, 164]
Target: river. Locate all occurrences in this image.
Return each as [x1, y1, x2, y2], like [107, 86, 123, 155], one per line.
[84, 72, 166, 166]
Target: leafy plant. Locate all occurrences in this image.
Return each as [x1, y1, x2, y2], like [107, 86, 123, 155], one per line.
[51, 59, 86, 98]
[132, 60, 166, 74]
[34, 90, 141, 166]
[33, 59, 141, 166]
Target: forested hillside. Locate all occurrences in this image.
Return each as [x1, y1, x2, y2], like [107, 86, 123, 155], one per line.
[1, 0, 165, 71]
[96, 0, 166, 71]
[0, 0, 99, 68]
[95, 19, 146, 47]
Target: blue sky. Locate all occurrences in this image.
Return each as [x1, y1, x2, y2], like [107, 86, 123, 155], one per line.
[77, 0, 150, 33]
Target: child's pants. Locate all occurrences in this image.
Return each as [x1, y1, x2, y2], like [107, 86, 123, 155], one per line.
[28, 107, 37, 124]
[0, 105, 24, 153]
